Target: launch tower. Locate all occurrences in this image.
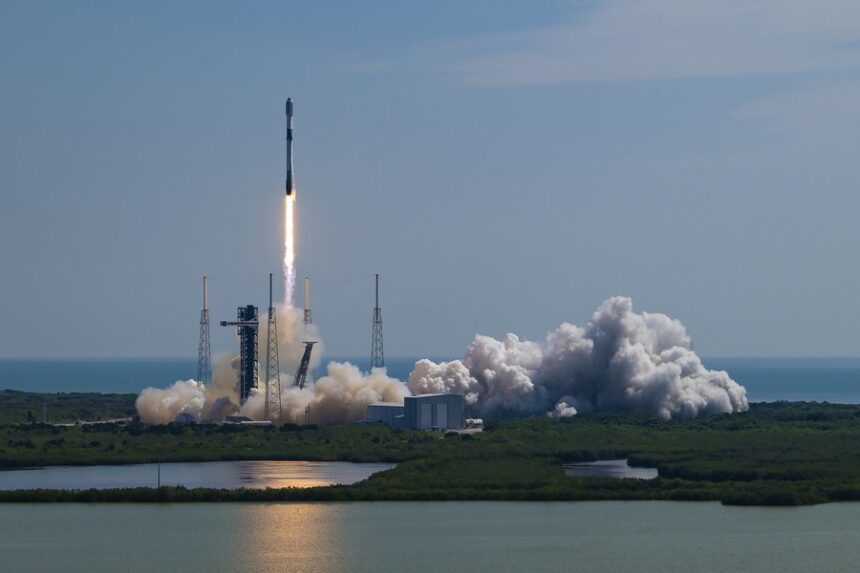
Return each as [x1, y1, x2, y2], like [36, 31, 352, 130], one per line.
[197, 276, 212, 384]
[303, 276, 312, 324]
[371, 274, 384, 368]
[220, 305, 259, 404]
[264, 273, 281, 422]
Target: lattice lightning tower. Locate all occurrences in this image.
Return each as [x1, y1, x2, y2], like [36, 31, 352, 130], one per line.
[303, 276, 312, 324]
[197, 276, 212, 384]
[264, 273, 282, 423]
[371, 274, 384, 368]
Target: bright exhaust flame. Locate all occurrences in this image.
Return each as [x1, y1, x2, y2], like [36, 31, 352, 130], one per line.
[284, 194, 296, 306]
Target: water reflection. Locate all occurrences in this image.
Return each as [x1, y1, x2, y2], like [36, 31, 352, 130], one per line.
[233, 504, 350, 573]
[1, 502, 860, 573]
[0, 460, 395, 490]
[564, 459, 658, 479]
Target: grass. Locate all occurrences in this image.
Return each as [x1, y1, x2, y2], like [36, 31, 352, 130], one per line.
[0, 390, 136, 425]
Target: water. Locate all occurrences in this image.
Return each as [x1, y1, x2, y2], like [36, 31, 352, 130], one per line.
[0, 356, 424, 394]
[0, 461, 394, 490]
[565, 459, 659, 480]
[703, 357, 860, 403]
[0, 357, 196, 394]
[0, 501, 857, 573]
[2, 357, 860, 403]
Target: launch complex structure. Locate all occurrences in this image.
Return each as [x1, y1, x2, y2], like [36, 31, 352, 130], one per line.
[215, 274, 316, 420]
[193, 98, 385, 423]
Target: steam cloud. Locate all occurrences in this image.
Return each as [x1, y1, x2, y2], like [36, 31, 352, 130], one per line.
[136, 305, 408, 424]
[136, 297, 747, 423]
[407, 297, 747, 419]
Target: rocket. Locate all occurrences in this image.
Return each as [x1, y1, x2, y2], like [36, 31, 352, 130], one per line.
[286, 98, 295, 196]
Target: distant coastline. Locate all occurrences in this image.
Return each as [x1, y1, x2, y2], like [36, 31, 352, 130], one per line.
[2, 356, 860, 403]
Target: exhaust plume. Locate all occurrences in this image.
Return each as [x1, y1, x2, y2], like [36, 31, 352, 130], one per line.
[283, 195, 296, 305]
[407, 297, 748, 419]
[136, 305, 323, 423]
[137, 296, 747, 424]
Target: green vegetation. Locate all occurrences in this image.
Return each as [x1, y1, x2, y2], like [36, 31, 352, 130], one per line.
[1, 401, 860, 505]
[0, 390, 136, 425]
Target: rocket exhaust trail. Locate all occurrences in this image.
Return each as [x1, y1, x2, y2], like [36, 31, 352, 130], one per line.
[284, 98, 296, 305]
[284, 195, 295, 305]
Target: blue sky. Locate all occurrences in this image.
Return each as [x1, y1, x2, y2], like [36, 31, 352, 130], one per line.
[2, 1, 860, 358]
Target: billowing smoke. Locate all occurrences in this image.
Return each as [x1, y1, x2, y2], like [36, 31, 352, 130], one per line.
[135, 379, 206, 424]
[136, 305, 325, 423]
[406, 297, 747, 420]
[137, 296, 747, 423]
[240, 362, 408, 424]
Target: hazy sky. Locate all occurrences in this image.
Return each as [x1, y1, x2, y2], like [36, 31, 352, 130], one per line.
[3, 1, 860, 358]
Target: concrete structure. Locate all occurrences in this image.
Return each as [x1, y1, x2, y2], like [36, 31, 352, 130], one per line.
[366, 403, 404, 427]
[404, 394, 464, 430]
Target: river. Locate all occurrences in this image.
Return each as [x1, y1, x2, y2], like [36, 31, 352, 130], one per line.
[0, 502, 857, 573]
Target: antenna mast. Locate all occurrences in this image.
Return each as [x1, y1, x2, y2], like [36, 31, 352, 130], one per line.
[264, 273, 282, 423]
[371, 274, 384, 368]
[197, 276, 212, 384]
[303, 276, 312, 324]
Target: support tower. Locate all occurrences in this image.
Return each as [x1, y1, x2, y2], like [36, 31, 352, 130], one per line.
[371, 274, 384, 368]
[293, 341, 317, 390]
[264, 273, 281, 422]
[303, 276, 312, 324]
[197, 276, 212, 384]
[220, 305, 259, 404]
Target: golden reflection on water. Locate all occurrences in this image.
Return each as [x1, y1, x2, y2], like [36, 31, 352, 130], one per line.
[232, 460, 393, 489]
[240, 461, 339, 489]
[233, 503, 349, 573]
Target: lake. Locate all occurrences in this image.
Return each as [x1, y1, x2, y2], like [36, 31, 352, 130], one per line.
[0, 460, 395, 490]
[0, 501, 857, 573]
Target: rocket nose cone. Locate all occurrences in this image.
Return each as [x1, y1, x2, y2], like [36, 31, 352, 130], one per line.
[286, 98, 293, 115]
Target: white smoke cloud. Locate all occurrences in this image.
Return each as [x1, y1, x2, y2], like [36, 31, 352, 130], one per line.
[136, 304, 325, 423]
[407, 359, 479, 404]
[277, 362, 409, 425]
[236, 362, 409, 424]
[407, 297, 748, 420]
[135, 379, 206, 424]
[137, 296, 747, 424]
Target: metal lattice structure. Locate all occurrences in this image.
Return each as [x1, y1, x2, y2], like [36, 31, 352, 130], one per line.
[293, 341, 317, 390]
[220, 305, 259, 405]
[371, 274, 384, 368]
[264, 273, 282, 423]
[303, 276, 312, 324]
[197, 276, 212, 384]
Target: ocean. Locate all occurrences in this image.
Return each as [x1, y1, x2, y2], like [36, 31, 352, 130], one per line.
[0, 356, 859, 403]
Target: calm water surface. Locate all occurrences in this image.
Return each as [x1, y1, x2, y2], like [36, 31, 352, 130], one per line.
[0, 460, 394, 490]
[565, 459, 659, 479]
[0, 501, 858, 573]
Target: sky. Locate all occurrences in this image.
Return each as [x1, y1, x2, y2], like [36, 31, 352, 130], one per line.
[2, 0, 860, 358]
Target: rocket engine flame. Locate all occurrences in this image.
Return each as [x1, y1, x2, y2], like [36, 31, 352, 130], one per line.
[284, 194, 296, 306]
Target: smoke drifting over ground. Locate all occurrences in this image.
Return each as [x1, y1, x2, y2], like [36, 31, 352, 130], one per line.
[136, 297, 747, 423]
[138, 305, 322, 423]
[407, 297, 747, 419]
[241, 362, 409, 424]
